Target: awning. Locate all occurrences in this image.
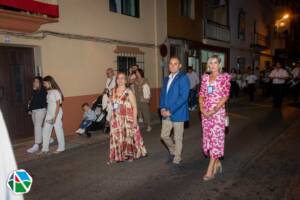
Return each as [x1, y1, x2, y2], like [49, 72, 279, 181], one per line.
[0, 0, 59, 17]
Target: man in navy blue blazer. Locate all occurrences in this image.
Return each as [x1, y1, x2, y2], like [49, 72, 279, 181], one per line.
[160, 56, 190, 165]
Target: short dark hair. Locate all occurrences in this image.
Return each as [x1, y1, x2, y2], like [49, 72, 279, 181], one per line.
[170, 56, 181, 63]
[33, 76, 44, 90]
[135, 68, 144, 78]
[81, 103, 89, 108]
[187, 67, 193, 71]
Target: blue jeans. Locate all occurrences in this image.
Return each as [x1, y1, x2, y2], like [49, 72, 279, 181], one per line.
[189, 89, 197, 108]
[79, 120, 93, 130]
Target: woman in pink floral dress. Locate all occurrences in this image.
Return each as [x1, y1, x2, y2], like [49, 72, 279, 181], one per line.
[199, 55, 231, 181]
[108, 72, 147, 164]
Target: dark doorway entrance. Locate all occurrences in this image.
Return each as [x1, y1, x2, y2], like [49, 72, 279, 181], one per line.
[0, 46, 35, 141]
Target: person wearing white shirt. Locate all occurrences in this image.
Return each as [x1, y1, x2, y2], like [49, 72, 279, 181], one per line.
[167, 71, 178, 92]
[40, 76, 65, 154]
[105, 68, 116, 94]
[187, 67, 200, 110]
[246, 70, 258, 101]
[269, 62, 289, 108]
[133, 69, 152, 132]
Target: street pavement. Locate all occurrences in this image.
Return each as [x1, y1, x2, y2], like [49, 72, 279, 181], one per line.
[217, 114, 300, 200]
[20, 97, 300, 200]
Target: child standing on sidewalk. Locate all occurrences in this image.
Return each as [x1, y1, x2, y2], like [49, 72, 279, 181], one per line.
[76, 103, 96, 135]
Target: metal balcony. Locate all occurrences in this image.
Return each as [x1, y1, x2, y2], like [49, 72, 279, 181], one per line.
[250, 32, 271, 50]
[203, 19, 230, 43]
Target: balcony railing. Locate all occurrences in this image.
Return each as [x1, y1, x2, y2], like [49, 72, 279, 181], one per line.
[203, 19, 230, 43]
[251, 32, 271, 49]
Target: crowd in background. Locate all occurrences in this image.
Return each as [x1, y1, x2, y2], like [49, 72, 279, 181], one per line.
[228, 61, 300, 107]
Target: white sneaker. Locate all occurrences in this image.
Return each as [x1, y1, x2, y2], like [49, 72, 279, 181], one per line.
[138, 118, 144, 123]
[79, 129, 85, 134]
[146, 126, 152, 132]
[49, 137, 55, 144]
[75, 129, 82, 134]
[27, 144, 39, 153]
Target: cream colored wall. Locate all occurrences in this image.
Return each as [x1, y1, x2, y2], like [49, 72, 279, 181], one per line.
[42, 0, 156, 44]
[0, 36, 160, 97]
[0, 0, 167, 97]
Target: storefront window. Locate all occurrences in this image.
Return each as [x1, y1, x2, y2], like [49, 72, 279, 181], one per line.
[188, 49, 201, 74]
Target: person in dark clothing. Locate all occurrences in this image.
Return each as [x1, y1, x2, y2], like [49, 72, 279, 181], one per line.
[27, 76, 51, 153]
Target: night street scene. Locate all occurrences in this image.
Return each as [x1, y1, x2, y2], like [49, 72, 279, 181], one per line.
[1, 0, 300, 200]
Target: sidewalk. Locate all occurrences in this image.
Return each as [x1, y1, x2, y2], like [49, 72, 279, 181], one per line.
[14, 131, 109, 164]
[14, 114, 161, 164]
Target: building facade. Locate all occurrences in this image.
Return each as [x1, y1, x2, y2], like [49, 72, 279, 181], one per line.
[166, 0, 231, 76]
[229, 0, 274, 71]
[166, 0, 285, 74]
[0, 0, 167, 139]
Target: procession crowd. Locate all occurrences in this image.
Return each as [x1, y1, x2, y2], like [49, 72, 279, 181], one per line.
[25, 54, 300, 181]
[229, 61, 300, 107]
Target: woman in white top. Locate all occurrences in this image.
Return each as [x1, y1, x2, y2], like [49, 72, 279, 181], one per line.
[40, 76, 65, 154]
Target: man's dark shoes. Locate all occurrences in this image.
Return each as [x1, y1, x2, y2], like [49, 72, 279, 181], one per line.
[166, 154, 175, 164]
[170, 163, 183, 174]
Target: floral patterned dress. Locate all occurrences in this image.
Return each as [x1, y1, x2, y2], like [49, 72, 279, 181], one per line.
[199, 73, 231, 159]
[109, 89, 147, 163]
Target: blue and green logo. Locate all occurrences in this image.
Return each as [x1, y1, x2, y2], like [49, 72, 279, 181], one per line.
[7, 169, 33, 194]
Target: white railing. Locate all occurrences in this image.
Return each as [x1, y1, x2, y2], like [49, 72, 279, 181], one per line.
[203, 19, 230, 42]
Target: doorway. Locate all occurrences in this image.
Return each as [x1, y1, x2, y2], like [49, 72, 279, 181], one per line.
[0, 46, 35, 141]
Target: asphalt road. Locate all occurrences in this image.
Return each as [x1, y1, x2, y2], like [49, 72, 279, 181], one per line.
[21, 99, 300, 200]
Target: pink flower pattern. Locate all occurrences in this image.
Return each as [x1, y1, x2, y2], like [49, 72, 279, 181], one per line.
[199, 73, 231, 158]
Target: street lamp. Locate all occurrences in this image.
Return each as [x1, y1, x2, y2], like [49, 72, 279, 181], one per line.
[282, 14, 289, 19]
